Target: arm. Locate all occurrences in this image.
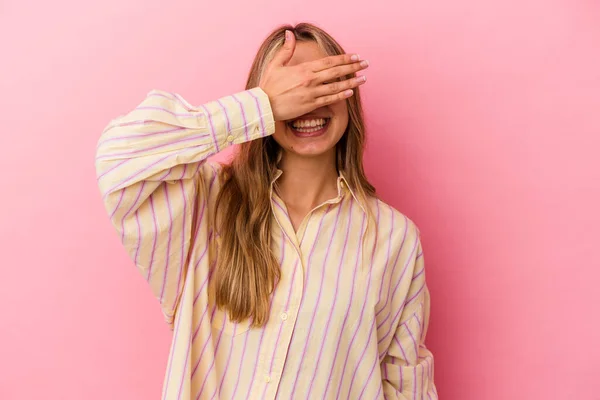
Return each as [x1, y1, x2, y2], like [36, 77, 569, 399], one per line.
[95, 88, 274, 326]
[96, 33, 369, 327]
[381, 238, 438, 399]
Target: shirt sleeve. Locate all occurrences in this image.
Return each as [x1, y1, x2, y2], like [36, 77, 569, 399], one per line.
[95, 87, 275, 327]
[381, 237, 438, 399]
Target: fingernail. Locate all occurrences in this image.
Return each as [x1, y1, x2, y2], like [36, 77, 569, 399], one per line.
[360, 60, 369, 68]
[344, 89, 354, 97]
[357, 75, 367, 82]
[351, 54, 360, 61]
[285, 30, 292, 41]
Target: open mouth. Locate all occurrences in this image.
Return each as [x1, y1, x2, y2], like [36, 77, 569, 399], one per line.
[287, 117, 331, 137]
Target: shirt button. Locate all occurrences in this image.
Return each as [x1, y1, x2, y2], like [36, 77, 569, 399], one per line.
[265, 375, 271, 383]
[281, 312, 288, 321]
[226, 135, 234, 143]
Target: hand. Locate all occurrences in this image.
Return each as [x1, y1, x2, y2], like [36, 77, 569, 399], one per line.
[259, 30, 369, 122]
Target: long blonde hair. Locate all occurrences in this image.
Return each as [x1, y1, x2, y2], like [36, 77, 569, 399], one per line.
[212, 23, 375, 327]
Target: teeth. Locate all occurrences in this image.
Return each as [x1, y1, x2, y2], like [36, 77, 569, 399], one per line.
[291, 118, 327, 129]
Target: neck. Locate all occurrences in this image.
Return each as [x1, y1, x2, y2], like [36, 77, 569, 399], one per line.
[276, 149, 339, 210]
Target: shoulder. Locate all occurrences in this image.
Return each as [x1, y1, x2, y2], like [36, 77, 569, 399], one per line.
[367, 197, 421, 253]
[195, 161, 226, 187]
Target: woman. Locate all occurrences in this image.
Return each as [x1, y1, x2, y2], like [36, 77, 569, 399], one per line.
[96, 23, 437, 400]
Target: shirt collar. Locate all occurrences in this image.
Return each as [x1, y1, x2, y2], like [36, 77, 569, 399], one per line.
[270, 168, 368, 214]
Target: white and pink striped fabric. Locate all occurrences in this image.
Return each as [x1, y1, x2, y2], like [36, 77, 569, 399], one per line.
[95, 87, 437, 399]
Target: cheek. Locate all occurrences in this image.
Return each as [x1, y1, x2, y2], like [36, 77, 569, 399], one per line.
[273, 121, 287, 139]
[332, 102, 349, 135]
[273, 121, 293, 149]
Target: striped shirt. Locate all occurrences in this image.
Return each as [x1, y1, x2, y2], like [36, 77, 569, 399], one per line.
[95, 87, 437, 399]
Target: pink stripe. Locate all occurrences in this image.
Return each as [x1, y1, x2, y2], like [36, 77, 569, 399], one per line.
[259, 233, 295, 399]
[260, 235, 296, 399]
[172, 92, 194, 110]
[136, 105, 199, 117]
[247, 90, 267, 137]
[199, 104, 220, 152]
[405, 318, 419, 361]
[374, 382, 383, 400]
[104, 145, 213, 197]
[343, 317, 376, 398]
[96, 133, 210, 160]
[242, 312, 268, 399]
[423, 357, 433, 398]
[421, 357, 425, 400]
[412, 267, 425, 281]
[334, 201, 380, 400]
[231, 94, 250, 142]
[190, 290, 211, 341]
[357, 350, 380, 400]
[394, 334, 409, 364]
[168, 242, 211, 400]
[289, 200, 345, 399]
[216, 99, 232, 134]
[412, 362, 418, 399]
[377, 311, 391, 331]
[265, 231, 290, 373]
[181, 306, 220, 400]
[108, 188, 125, 219]
[188, 162, 217, 255]
[161, 265, 192, 400]
[119, 182, 146, 243]
[104, 153, 172, 196]
[146, 196, 159, 281]
[156, 168, 173, 181]
[97, 158, 128, 182]
[108, 119, 155, 128]
[375, 212, 407, 317]
[215, 320, 237, 398]
[230, 326, 252, 399]
[272, 197, 286, 214]
[174, 173, 188, 309]
[192, 252, 216, 315]
[148, 91, 194, 112]
[244, 233, 288, 399]
[133, 212, 142, 266]
[405, 283, 425, 305]
[306, 200, 355, 398]
[298, 212, 313, 246]
[323, 212, 367, 398]
[194, 312, 226, 399]
[414, 313, 425, 341]
[302, 203, 334, 295]
[378, 238, 420, 346]
[189, 304, 218, 378]
[159, 185, 174, 304]
[400, 364, 404, 392]
[97, 127, 188, 148]
[148, 92, 176, 101]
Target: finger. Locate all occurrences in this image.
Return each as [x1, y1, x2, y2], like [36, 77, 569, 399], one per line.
[314, 60, 369, 84]
[314, 89, 355, 107]
[271, 30, 296, 67]
[306, 53, 362, 72]
[313, 75, 367, 98]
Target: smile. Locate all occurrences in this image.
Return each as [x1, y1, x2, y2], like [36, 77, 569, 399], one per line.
[287, 118, 331, 137]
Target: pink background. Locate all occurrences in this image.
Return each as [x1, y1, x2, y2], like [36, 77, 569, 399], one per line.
[1, 0, 599, 399]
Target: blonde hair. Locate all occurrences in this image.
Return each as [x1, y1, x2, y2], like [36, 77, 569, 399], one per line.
[212, 23, 375, 327]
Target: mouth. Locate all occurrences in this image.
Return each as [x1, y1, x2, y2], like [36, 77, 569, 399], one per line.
[287, 117, 331, 137]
